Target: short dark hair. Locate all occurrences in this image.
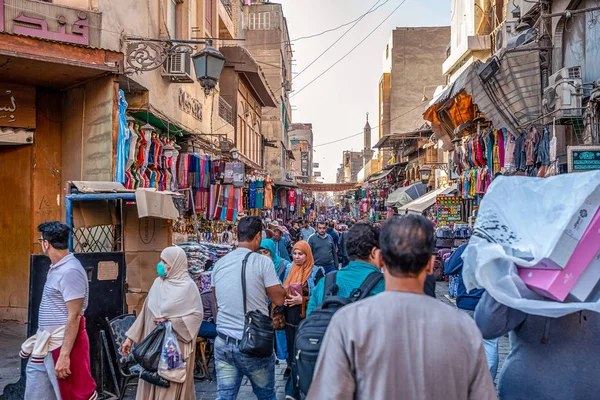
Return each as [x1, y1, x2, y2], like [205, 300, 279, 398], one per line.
[347, 223, 379, 261]
[226, 225, 233, 231]
[328, 221, 335, 228]
[380, 215, 434, 276]
[38, 221, 70, 250]
[237, 216, 262, 242]
[317, 221, 326, 227]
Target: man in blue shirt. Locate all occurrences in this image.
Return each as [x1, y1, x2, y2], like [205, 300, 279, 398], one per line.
[307, 223, 383, 315]
[445, 243, 499, 380]
[272, 227, 291, 261]
[326, 221, 340, 252]
[300, 220, 315, 241]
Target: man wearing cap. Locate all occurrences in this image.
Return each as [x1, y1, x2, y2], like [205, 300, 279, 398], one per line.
[270, 222, 291, 261]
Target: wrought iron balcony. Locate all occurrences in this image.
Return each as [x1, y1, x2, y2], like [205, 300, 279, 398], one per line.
[218, 96, 233, 125]
[221, 0, 233, 19]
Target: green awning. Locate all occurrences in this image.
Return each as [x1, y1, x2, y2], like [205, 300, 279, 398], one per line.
[130, 110, 191, 137]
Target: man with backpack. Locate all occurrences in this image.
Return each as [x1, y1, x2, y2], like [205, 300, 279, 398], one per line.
[307, 216, 496, 400]
[294, 223, 384, 396]
[306, 223, 383, 316]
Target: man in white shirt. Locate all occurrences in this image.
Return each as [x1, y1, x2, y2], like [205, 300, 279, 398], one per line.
[22, 221, 97, 400]
[212, 216, 286, 399]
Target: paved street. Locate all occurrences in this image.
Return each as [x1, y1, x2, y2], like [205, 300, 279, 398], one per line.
[182, 280, 508, 399]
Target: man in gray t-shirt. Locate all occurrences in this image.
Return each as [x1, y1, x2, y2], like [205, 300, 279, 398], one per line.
[211, 216, 286, 399]
[308, 216, 496, 400]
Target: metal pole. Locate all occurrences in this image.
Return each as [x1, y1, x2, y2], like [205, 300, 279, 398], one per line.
[124, 36, 213, 46]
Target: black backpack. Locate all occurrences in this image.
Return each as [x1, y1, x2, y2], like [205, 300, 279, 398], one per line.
[294, 271, 383, 395]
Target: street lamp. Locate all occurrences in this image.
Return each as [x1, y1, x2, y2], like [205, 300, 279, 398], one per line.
[419, 165, 432, 184]
[192, 46, 227, 95]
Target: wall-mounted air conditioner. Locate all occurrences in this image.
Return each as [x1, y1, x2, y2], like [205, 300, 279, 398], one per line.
[543, 66, 583, 119]
[162, 51, 194, 83]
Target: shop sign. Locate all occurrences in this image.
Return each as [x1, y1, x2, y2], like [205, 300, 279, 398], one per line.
[0, 84, 36, 129]
[0, 0, 101, 46]
[567, 146, 600, 173]
[313, 163, 319, 168]
[314, 171, 321, 177]
[178, 88, 203, 121]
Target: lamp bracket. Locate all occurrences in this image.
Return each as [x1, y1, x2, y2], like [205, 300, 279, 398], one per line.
[123, 36, 212, 75]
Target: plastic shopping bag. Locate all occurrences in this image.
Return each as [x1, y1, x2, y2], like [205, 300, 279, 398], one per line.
[462, 170, 600, 318]
[133, 322, 165, 372]
[157, 321, 186, 383]
[158, 321, 185, 370]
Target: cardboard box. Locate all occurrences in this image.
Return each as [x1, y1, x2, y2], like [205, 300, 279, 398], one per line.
[570, 251, 600, 301]
[135, 189, 180, 220]
[519, 186, 600, 270]
[126, 292, 148, 316]
[519, 208, 600, 301]
[123, 205, 172, 252]
[126, 251, 161, 292]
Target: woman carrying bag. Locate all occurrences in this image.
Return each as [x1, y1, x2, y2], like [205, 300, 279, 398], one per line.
[281, 241, 324, 400]
[121, 246, 203, 400]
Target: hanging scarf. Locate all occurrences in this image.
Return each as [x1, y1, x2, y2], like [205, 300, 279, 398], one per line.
[284, 241, 314, 287]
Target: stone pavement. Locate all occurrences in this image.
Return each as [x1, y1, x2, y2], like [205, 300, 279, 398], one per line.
[187, 280, 510, 399]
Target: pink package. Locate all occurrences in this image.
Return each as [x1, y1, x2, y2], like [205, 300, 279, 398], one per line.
[518, 208, 600, 302]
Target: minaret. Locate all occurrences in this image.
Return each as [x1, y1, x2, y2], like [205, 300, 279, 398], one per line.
[363, 113, 373, 169]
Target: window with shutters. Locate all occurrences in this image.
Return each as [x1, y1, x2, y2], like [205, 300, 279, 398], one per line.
[248, 12, 270, 30]
[205, 0, 214, 36]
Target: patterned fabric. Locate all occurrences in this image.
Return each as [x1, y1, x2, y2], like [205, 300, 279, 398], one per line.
[108, 315, 137, 365]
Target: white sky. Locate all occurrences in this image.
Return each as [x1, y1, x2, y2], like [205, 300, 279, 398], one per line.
[278, 0, 451, 182]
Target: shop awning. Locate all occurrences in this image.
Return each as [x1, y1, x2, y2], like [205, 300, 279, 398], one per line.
[399, 185, 457, 215]
[423, 48, 542, 151]
[367, 169, 392, 183]
[373, 128, 433, 149]
[220, 46, 277, 108]
[385, 182, 427, 208]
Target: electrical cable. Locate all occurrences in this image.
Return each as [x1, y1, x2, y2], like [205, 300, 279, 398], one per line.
[314, 102, 426, 148]
[291, 0, 408, 98]
[293, 0, 388, 81]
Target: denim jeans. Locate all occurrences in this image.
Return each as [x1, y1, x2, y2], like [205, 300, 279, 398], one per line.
[214, 336, 276, 400]
[321, 264, 337, 274]
[483, 337, 500, 381]
[464, 309, 499, 381]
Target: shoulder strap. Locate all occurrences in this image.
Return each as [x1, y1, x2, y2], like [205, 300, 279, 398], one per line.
[355, 271, 384, 300]
[279, 260, 286, 282]
[323, 271, 338, 297]
[241, 252, 253, 315]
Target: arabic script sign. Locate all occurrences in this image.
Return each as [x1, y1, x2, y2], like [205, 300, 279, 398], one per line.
[567, 146, 600, 173]
[0, 0, 101, 47]
[0, 84, 36, 129]
[178, 88, 203, 122]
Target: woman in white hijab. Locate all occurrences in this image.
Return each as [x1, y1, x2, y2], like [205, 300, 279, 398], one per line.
[122, 246, 203, 400]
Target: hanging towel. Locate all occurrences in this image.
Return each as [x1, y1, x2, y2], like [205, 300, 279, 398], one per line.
[223, 162, 234, 184]
[233, 162, 245, 187]
[226, 185, 236, 221]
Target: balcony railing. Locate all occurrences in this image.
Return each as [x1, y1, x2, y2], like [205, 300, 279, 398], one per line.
[221, 0, 233, 19]
[219, 97, 233, 125]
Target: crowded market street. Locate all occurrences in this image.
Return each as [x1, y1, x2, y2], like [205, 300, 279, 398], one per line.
[2, 0, 600, 399]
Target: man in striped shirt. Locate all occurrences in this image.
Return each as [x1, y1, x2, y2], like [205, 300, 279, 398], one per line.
[22, 222, 97, 400]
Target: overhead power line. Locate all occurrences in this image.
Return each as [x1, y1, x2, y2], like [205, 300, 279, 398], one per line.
[293, 0, 388, 80]
[292, 0, 409, 98]
[314, 102, 426, 148]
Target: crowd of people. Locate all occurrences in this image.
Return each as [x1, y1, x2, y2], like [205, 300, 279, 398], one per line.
[21, 217, 600, 400]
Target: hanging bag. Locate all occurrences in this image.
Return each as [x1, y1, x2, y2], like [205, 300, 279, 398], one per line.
[239, 252, 275, 358]
[158, 321, 187, 383]
[133, 322, 166, 372]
